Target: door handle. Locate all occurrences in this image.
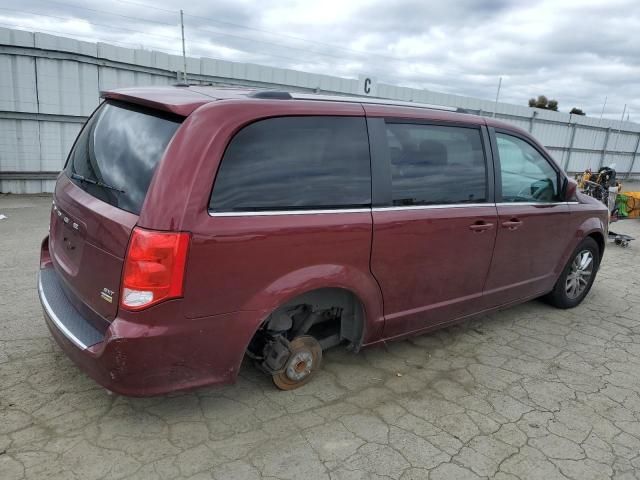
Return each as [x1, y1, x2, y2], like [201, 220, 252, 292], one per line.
[502, 219, 523, 230]
[469, 221, 494, 232]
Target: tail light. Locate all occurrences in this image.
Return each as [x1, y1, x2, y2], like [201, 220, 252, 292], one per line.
[121, 227, 190, 311]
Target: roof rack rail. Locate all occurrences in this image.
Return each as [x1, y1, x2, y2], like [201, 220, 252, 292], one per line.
[249, 90, 292, 100]
[289, 93, 457, 112]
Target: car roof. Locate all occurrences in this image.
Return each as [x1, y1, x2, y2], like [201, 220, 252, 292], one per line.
[100, 85, 521, 133]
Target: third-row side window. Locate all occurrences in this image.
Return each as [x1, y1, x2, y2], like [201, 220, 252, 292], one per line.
[385, 123, 487, 206]
[210, 116, 371, 212]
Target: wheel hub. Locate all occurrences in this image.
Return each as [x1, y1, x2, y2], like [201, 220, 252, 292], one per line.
[272, 335, 322, 390]
[286, 351, 314, 381]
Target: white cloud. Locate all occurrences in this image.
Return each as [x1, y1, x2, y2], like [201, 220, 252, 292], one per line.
[1, 0, 638, 121]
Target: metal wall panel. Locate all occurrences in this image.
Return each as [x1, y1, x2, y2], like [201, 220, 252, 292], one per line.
[98, 67, 138, 92]
[567, 151, 602, 172]
[98, 67, 172, 91]
[499, 117, 531, 132]
[0, 180, 19, 193]
[532, 123, 572, 147]
[608, 132, 639, 153]
[39, 122, 82, 171]
[545, 146, 564, 164]
[151, 51, 171, 71]
[0, 27, 34, 47]
[0, 119, 39, 171]
[97, 42, 135, 64]
[607, 153, 633, 172]
[35, 58, 99, 116]
[573, 127, 607, 150]
[271, 66, 288, 86]
[0, 55, 38, 112]
[2, 26, 640, 193]
[43, 179, 58, 192]
[34, 32, 96, 56]
[0, 179, 47, 194]
[169, 54, 200, 75]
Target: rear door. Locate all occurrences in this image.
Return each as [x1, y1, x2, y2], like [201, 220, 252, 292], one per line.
[483, 128, 570, 307]
[50, 101, 181, 321]
[368, 117, 498, 338]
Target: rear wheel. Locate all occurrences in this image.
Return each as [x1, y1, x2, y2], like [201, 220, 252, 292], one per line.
[546, 237, 599, 309]
[272, 336, 322, 390]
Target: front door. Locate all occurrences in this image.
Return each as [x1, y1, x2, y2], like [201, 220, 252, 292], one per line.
[484, 130, 571, 307]
[368, 118, 498, 338]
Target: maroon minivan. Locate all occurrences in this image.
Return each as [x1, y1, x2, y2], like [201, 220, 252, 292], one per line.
[39, 86, 609, 395]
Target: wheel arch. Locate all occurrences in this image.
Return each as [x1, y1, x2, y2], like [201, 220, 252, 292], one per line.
[241, 264, 385, 348]
[587, 231, 605, 260]
[556, 214, 607, 278]
[268, 287, 367, 347]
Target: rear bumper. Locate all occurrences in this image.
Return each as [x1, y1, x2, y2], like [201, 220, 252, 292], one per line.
[38, 267, 106, 349]
[39, 261, 263, 396]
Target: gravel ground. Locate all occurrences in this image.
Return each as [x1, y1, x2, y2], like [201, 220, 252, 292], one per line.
[1, 194, 640, 480]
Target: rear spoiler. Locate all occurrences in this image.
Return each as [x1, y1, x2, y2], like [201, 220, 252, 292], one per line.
[100, 87, 214, 116]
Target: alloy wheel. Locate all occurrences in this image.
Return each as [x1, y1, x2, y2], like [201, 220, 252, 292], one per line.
[565, 250, 594, 299]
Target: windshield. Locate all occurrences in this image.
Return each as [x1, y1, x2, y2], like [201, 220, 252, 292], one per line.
[65, 101, 182, 214]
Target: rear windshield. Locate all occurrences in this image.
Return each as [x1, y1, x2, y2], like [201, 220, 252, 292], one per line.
[65, 101, 182, 214]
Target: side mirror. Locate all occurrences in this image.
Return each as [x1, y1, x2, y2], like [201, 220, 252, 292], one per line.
[564, 177, 578, 201]
[531, 178, 554, 201]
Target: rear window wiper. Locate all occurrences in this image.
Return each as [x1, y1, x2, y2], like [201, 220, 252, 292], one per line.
[70, 173, 125, 193]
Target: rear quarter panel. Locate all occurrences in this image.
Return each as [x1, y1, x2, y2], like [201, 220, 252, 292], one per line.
[186, 213, 384, 343]
[138, 99, 385, 343]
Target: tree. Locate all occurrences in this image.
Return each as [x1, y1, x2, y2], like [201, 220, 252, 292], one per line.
[569, 107, 586, 116]
[528, 95, 559, 111]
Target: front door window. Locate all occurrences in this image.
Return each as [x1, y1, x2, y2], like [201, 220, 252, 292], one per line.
[496, 133, 559, 203]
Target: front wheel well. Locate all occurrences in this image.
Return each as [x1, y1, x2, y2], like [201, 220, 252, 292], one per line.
[587, 232, 605, 259]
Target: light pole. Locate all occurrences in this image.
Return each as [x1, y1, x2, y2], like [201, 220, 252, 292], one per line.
[492, 77, 502, 118]
[180, 9, 187, 84]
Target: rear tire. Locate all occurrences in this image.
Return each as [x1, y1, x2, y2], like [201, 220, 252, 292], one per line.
[546, 237, 600, 309]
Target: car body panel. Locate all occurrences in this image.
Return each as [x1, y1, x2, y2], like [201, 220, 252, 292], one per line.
[562, 194, 609, 263]
[51, 175, 137, 322]
[481, 123, 585, 307]
[371, 205, 498, 338]
[362, 103, 485, 126]
[184, 212, 385, 343]
[38, 86, 609, 396]
[102, 86, 214, 116]
[138, 99, 365, 231]
[483, 203, 571, 306]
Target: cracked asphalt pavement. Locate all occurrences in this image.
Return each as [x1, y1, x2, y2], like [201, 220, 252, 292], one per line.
[2, 194, 640, 480]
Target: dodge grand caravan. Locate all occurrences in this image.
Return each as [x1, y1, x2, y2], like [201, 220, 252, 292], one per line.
[39, 86, 609, 395]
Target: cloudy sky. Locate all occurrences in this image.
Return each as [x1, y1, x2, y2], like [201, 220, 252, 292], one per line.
[1, 0, 639, 121]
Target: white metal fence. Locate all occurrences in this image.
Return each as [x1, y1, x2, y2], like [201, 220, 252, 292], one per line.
[2, 26, 640, 193]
